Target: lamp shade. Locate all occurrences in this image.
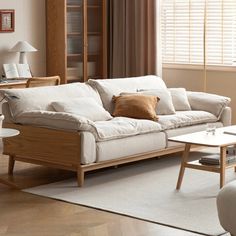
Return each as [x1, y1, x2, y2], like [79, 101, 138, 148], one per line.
[10, 41, 37, 52]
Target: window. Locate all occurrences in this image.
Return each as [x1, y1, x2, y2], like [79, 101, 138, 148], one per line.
[162, 0, 236, 67]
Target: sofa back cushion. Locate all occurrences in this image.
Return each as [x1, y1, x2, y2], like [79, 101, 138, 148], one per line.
[88, 75, 167, 113]
[51, 97, 112, 121]
[0, 82, 103, 118]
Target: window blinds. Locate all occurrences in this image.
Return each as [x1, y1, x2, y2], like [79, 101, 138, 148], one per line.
[162, 0, 236, 66]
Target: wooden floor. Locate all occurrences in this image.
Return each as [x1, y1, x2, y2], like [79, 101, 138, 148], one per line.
[0, 153, 220, 236]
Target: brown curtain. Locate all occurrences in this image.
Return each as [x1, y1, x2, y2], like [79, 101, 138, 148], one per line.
[108, 0, 157, 78]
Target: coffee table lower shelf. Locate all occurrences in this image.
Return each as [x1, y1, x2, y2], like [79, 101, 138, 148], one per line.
[185, 160, 236, 173]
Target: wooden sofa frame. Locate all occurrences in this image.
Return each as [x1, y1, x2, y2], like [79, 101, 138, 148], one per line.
[3, 123, 186, 187]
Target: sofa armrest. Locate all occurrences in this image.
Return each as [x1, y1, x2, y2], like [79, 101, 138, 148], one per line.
[187, 91, 231, 119]
[2, 102, 14, 123]
[219, 106, 231, 127]
[2, 104, 97, 165]
[13, 110, 96, 133]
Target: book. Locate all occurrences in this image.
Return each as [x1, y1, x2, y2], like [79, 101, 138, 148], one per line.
[199, 153, 236, 165]
[3, 63, 32, 79]
[224, 129, 236, 136]
[227, 146, 236, 155]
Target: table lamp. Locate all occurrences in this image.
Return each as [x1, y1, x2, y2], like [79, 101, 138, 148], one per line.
[10, 41, 37, 64]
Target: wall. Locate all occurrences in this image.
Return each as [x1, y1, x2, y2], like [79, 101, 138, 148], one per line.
[163, 68, 236, 124]
[0, 0, 46, 76]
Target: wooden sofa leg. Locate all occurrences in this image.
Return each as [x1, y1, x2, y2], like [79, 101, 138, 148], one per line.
[77, 168, 84, 187]
[8, 155, 15, 175]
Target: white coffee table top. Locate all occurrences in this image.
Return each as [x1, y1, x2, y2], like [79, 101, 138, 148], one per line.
[0, 128, 20, 138]
[168, 125, 236, 147]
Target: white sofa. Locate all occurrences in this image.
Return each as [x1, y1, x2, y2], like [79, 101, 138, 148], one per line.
[0, 75, 231, 186]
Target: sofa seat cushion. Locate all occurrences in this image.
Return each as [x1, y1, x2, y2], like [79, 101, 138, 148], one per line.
[88, 75, 167, 113]
[96, 132, 166, 162]
[80, 132, 96, 164]
[16, 111, 162, 142]
[93, 117, 162, 141]
[158, 111, 218, 130]
[0, 82, 102, 118]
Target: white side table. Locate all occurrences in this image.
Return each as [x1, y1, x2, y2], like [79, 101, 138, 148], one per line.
[0, 128, 20, 138]
[0, 128, 20, 188]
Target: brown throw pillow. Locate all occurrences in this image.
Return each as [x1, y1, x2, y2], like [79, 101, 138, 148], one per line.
[112, 94, 159, 121]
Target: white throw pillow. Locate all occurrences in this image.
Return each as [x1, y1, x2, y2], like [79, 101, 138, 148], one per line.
[51, 97, 112, 122]
[136, 89, 176, 115]
[168, 88, 191, 111]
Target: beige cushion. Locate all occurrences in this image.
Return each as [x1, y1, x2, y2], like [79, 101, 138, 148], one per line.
[0, 82, 102, 118]
[168, 88, 191, 111]
[136, 89, 176, 115]
[112, 94, 159, 121]
[51, 97, 112, 122]
[187, 91, 231, 119]
[88, 75, 167, 113]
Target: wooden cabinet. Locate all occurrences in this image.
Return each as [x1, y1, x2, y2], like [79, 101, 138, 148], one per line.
[46, 0, 107, 83]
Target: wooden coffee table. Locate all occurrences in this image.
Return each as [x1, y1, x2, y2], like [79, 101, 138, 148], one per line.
[168, 126, 236, 189]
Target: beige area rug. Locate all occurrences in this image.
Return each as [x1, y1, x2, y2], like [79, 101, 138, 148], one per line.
[24, 148, 236, 236]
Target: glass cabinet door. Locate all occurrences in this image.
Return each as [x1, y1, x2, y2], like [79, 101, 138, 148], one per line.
[66, 0, 84, 82]
[87, 0, 106, 80]
[46, 0, 107, 83]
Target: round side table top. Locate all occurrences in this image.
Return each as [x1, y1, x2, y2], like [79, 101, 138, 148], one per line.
[0, 128, 20, 138]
